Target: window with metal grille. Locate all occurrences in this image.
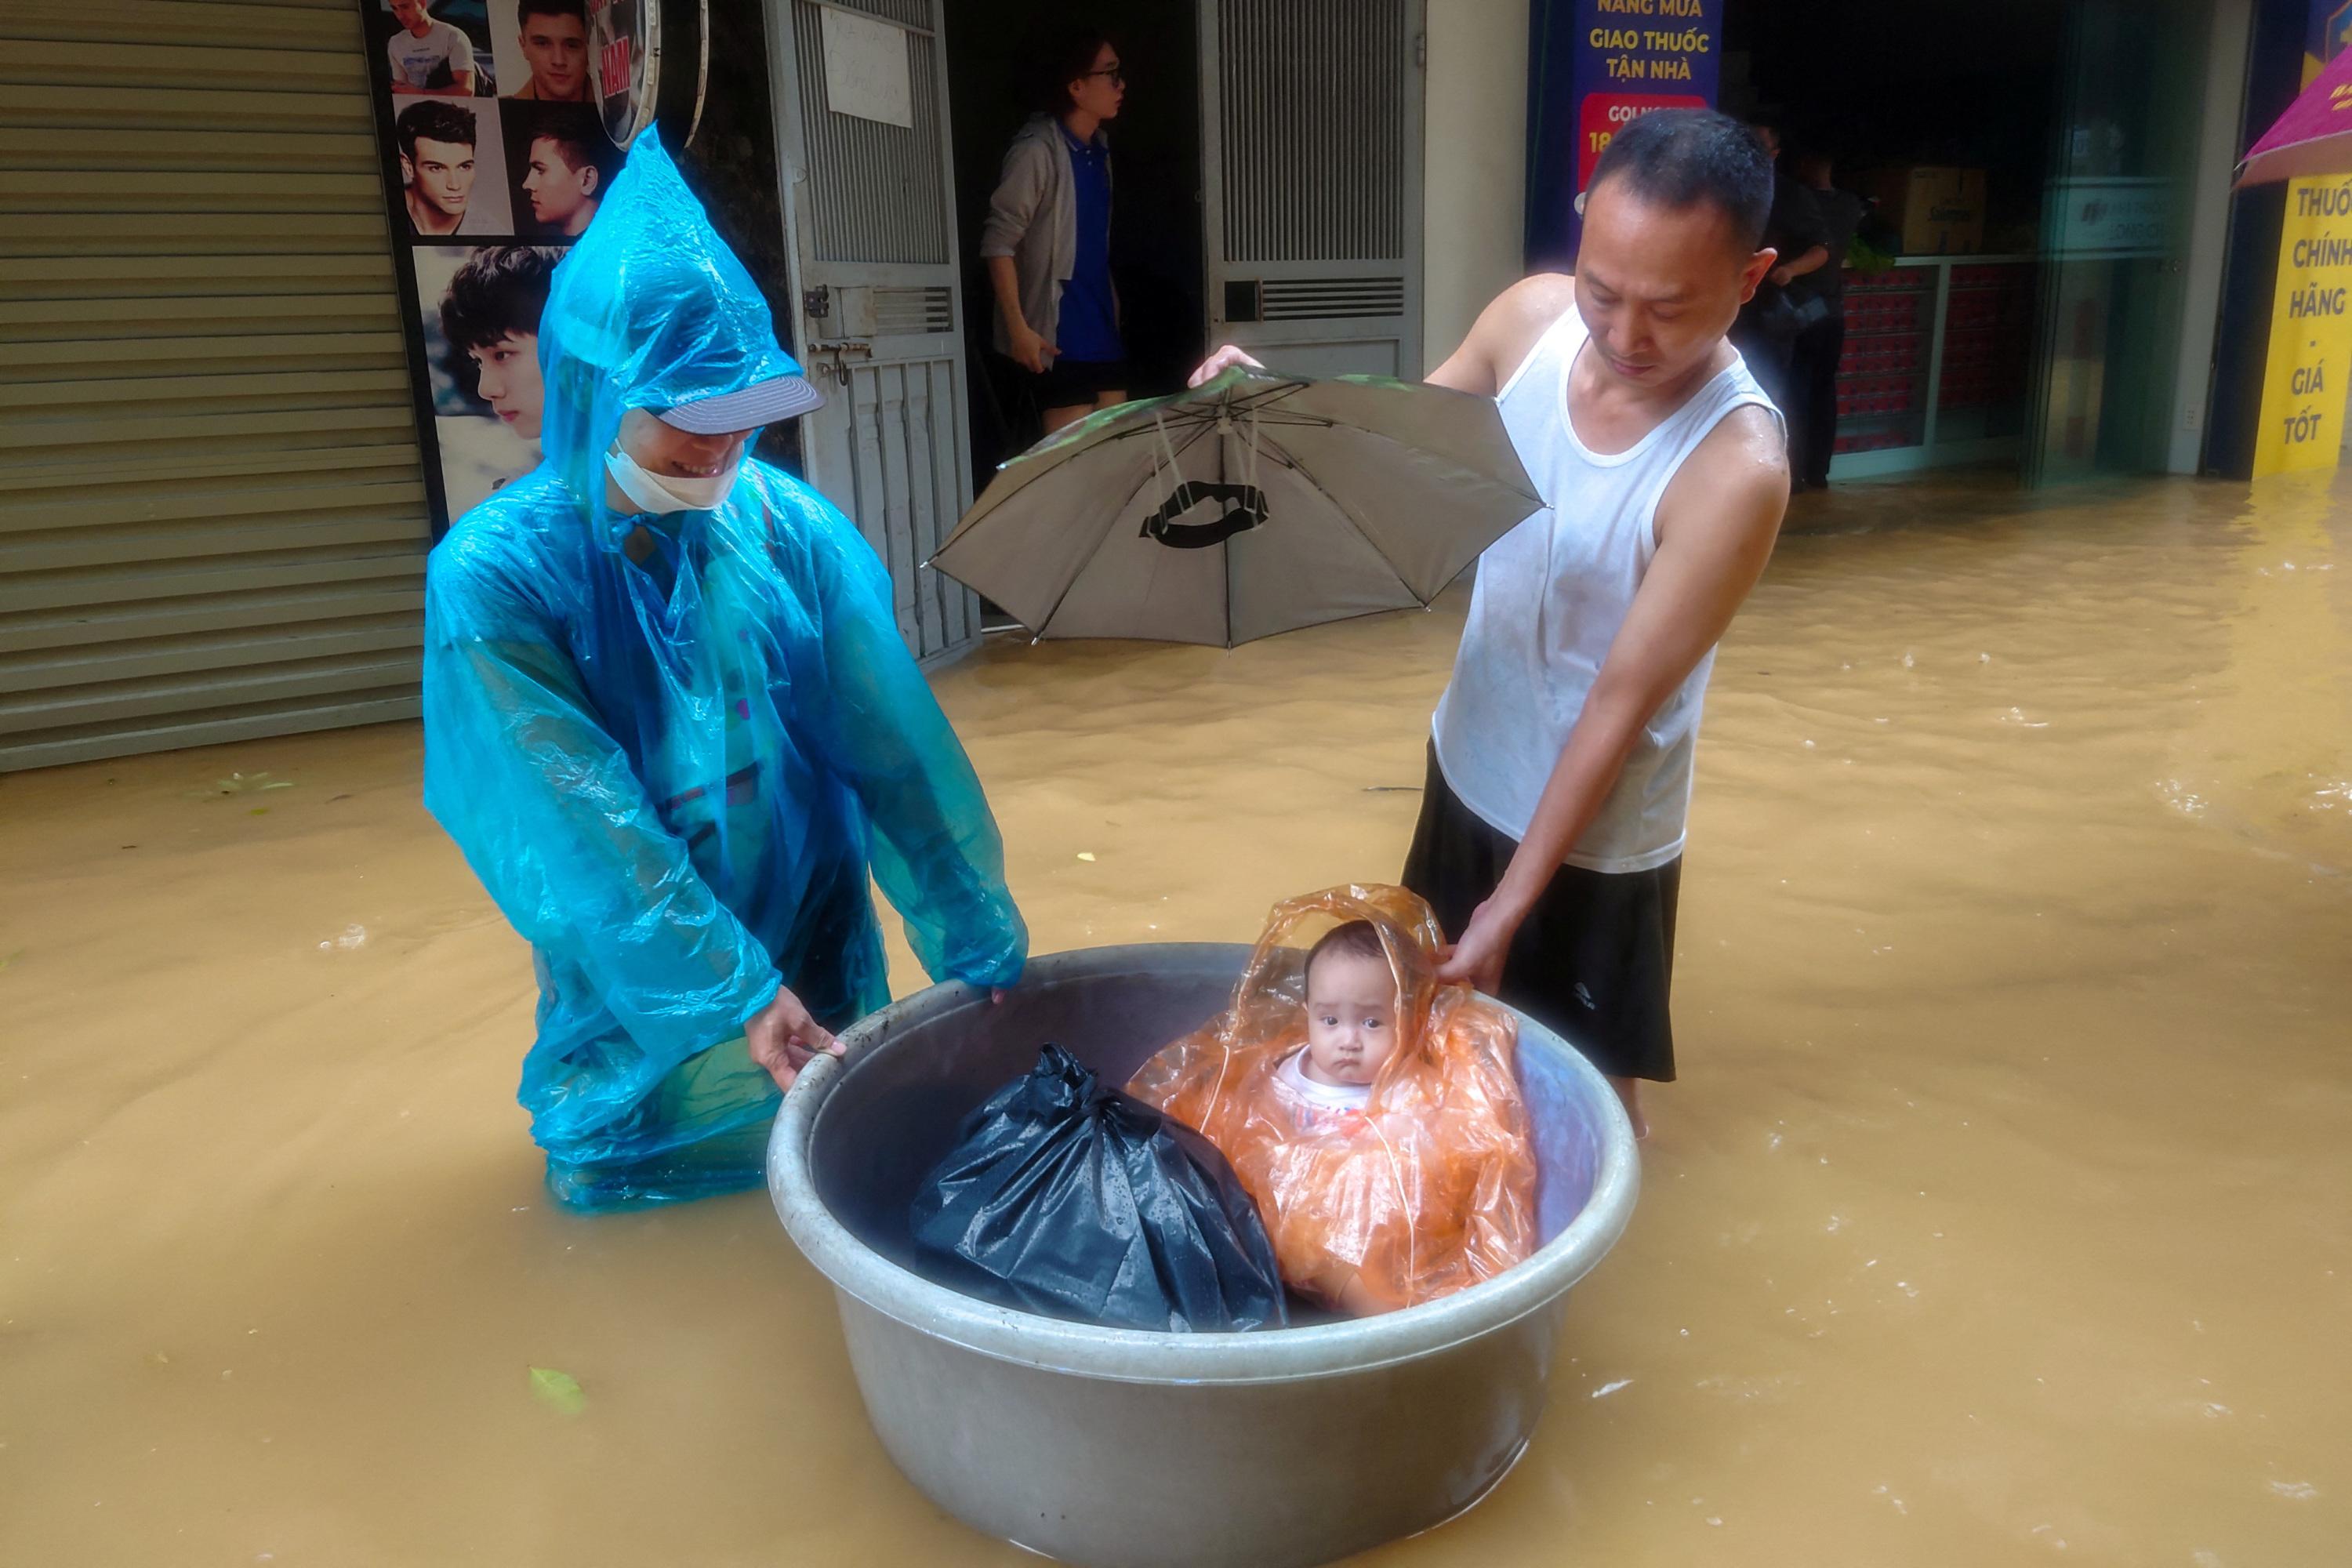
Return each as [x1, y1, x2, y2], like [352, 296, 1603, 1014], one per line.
[791, 0, 948, 265]
[1215, 0, 1409, 265]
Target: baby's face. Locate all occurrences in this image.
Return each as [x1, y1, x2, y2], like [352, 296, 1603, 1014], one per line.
[1303, 949, 1399, 1087]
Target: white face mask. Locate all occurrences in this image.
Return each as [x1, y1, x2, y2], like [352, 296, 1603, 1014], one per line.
[605, 444, 741, 514]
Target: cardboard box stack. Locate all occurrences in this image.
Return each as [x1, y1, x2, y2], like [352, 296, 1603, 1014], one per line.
[1864, 167, 1987, 256]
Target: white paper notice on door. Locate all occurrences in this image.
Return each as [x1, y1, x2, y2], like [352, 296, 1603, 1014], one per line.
[821, 6, 913, 129]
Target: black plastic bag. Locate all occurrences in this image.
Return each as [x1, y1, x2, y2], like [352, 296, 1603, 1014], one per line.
[909, 1045, 1290, 1332]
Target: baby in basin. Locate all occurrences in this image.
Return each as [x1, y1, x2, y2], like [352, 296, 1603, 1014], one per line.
[1271, 919, 1397, 1122]
[1128, 884, 1537, 1316]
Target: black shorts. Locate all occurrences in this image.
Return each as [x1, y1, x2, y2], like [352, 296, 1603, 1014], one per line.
[1400, 745, 1682, 1083]
[1021, 354, 1128, 409]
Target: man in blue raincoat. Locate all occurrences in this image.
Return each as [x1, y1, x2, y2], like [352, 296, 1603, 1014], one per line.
[423, 137, 1027, 1210]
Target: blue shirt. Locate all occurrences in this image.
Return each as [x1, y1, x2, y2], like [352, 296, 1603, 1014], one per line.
[1056, 123, 1122, 364]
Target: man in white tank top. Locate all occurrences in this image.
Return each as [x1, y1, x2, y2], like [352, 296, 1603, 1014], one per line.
[1193, 111, 1791, 1137]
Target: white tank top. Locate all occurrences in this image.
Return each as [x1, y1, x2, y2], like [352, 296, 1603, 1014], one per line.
[1431, 306, 1781, 873]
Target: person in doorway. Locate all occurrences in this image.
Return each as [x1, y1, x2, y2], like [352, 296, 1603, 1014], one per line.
[1788, 150, 1864, 492]
[1728, 120, 1830, 459]
[508, 0, 590, 102]
[423, 136, 1027, 1210]
[979, 28, 1128, 436]
[520, 118, 610, 236]
[397, 100, 481, 236]
[1190, 109, 1792, 1138]
[387, 0, 476, 96]
[441, 245, 557, 445]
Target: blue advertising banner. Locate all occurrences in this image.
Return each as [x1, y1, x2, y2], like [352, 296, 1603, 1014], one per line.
[1526, 0, 1723, 270]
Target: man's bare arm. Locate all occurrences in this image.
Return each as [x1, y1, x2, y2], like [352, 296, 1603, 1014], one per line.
[1769, 244, 1831, 289]
[1423, 274, 1577, 397]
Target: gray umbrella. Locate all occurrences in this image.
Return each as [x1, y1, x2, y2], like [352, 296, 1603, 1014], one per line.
[930, 368, 1541, 648]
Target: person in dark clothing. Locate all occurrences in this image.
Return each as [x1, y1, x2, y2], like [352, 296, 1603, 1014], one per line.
[1727, 122, 1830, 470]
[979, 28, 1128, 435]
[1787, 151, 1864, 491]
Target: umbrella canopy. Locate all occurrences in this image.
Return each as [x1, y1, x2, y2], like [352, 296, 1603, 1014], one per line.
[930, 368, 1541, 648]
[2239, 45, 2352, 186]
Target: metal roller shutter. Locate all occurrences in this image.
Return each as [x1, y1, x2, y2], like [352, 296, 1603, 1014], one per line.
[0, 0, 430, 773]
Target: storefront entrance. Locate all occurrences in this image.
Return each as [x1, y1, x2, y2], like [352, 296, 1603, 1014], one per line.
[1722, 0, 2245, 489]
[760, 0, 1428, 666]
[943, 0, 1207, 487]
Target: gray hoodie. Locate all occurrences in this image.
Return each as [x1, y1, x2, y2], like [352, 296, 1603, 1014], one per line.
[978, 114, 1112, 358]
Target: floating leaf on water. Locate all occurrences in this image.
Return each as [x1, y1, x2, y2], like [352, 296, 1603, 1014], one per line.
[0, 950, 21, 973]
[1076, 851, 1097, 862]
[528, 1367, 585, 1414]
[249, 808, 269, 817]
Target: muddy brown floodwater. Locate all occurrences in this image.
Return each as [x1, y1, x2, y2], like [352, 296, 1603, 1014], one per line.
[2, 472, 2347, 1566]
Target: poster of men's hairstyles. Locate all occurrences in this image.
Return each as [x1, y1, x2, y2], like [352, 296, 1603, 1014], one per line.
[361, 0, 625, 537]
[378, 0, 495, 97]
[504, 103, 622, 240]
[492, 0, 595, 106]
[414, 245, 564, 517]
[392, 96, 515, 238]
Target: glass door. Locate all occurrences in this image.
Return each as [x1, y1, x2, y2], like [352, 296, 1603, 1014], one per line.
[2024, 0, 2210, 485]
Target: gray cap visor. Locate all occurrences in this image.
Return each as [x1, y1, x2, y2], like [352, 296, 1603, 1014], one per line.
[659, 374, 826, 434]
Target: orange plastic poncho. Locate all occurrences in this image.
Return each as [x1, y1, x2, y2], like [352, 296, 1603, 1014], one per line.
[1127, 885, 1537, 1315]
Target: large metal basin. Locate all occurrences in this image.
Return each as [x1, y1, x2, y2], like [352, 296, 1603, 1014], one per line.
[767, 943, 1639, 1568]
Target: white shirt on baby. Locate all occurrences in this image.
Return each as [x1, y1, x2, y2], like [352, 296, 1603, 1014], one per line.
[1274, 1050, 1371, 1118]
[387, 21, 474, 90]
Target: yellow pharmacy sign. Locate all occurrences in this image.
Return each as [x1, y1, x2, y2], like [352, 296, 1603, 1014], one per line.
[2254, 53, 2352, 476]
[2253, 177, 2352, 474]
